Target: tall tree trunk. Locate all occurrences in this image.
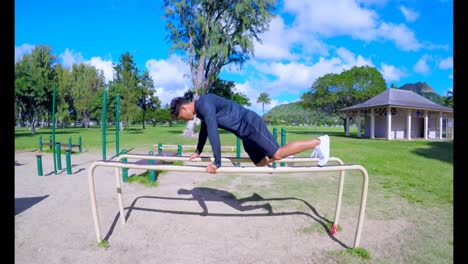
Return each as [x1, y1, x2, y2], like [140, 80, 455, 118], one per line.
[30, 116, 37, 135]
[18, 111, 22, 127]
[183, 119, 196, 137]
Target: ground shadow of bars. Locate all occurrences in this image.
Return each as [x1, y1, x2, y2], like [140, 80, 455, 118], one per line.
[102, 193, 348, 249]
[88, 158, 369, 248]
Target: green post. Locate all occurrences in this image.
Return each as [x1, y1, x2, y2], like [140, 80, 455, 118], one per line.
[78, 136, 82, 152]
[272, 127, 278, 168]
[36, 155, 43, 176]
[68, 137, 72, 152]
[65, 150, 72, 175]
[280, 128, 286, 167]
[148, 150, 156, 183]
[52, 85, 57, 174]
[55, 142, 62, 170]
[236, 137, 241, 166]
[38, 136, 43, 152]
[115, 94, 120, 157]
[177, 144, 182, 156]
[121, 149, 128, 182]
[157, 143, 162, 155]
[102, 89, 107, 160]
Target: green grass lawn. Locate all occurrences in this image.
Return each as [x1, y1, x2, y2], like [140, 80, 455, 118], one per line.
[15, 124, 453, 263]
[14, 124, 453, 206]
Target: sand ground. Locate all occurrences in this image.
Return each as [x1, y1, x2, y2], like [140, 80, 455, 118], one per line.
[15, 149, 412, 264]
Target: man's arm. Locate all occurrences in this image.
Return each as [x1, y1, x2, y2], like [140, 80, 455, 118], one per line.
[195, 122, 207, 155]
[203, 116, 222, 168]
[196, 99, 222, 170]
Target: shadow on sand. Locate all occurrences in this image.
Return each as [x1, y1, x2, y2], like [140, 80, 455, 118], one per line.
[101, 187, 349, 248]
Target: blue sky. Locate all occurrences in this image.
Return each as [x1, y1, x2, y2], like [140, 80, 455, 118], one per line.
[15, 0, 453, 115]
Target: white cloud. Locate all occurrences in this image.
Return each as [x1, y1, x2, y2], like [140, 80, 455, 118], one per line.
[336, 47, 374, 66]
[15, 43, 35, 62]
[438, 56, 453, 69]
[57, 48, 114, 83]
[145, 54, 192, 107]
[254, 17, 298, 60]
[283, 0, 378, 39]
[281, 0, 426, 53]
[413, 55, 431, 74]
[379, 63, 405, 83]
[377, 22, 422, 51]
[247, 47, 374, 97]
[399, 6, 419, 22]
[59, 48, 85, 68]
[222, 48, 377, 114]
[88, 57, 115, 84]
[357, 0, 390, 6]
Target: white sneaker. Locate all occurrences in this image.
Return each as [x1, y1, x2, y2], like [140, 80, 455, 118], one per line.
[310, 148, 319, 158]
[316, 135, 330, 167]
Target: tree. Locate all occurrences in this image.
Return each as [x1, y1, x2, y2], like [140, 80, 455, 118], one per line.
[300, 65, 386, 131]
[257, 92, 271, 115]
[71, 63, 106, 128]
[163, 0, 276, 136]
[183, 76, 252, 106]
[147, 108, 173, 126]
[232, 92, 251, 107]
[55, 64, 75, 128]
[137, 71, 161, 129]
[444, 90, 453, 108]
[109, 52, 140, 130]
[15, 45, 57, 134]
[208, 77, 251, 106]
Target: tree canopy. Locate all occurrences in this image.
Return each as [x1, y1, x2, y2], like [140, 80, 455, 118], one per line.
[300, 65, 387, 128]
[15, 45, 57, 134]
[163, 0, 276, 99]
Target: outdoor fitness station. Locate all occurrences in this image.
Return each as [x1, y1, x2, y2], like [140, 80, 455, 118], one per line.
[87, 154, 369, 248]
[35, 85, 83, 176]
[35, 87, 118, 176]
[154, 127, 290, 167]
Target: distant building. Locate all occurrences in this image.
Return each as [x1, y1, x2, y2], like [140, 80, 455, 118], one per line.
[339, 88, 453, 140]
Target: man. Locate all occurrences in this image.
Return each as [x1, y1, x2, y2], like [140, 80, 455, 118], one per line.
[170, 93, 330, 174]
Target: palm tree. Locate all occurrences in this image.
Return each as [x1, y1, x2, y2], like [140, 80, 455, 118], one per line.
[257, 92, 271, 116]
[444, 90, 453, 108]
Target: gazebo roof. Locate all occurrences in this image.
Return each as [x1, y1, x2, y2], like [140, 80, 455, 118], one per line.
[340, 88, 453, 112]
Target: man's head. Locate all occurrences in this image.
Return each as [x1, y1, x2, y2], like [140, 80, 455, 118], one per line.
[170, 97, 195, 121]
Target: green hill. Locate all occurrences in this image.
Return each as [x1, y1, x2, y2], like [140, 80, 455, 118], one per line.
[398, 82, 445, 105]
[263, 102, 340, 126]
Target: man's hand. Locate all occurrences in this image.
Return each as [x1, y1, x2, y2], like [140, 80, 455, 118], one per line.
[189, 153, 201, 160]
[206, 163, 217, 174]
